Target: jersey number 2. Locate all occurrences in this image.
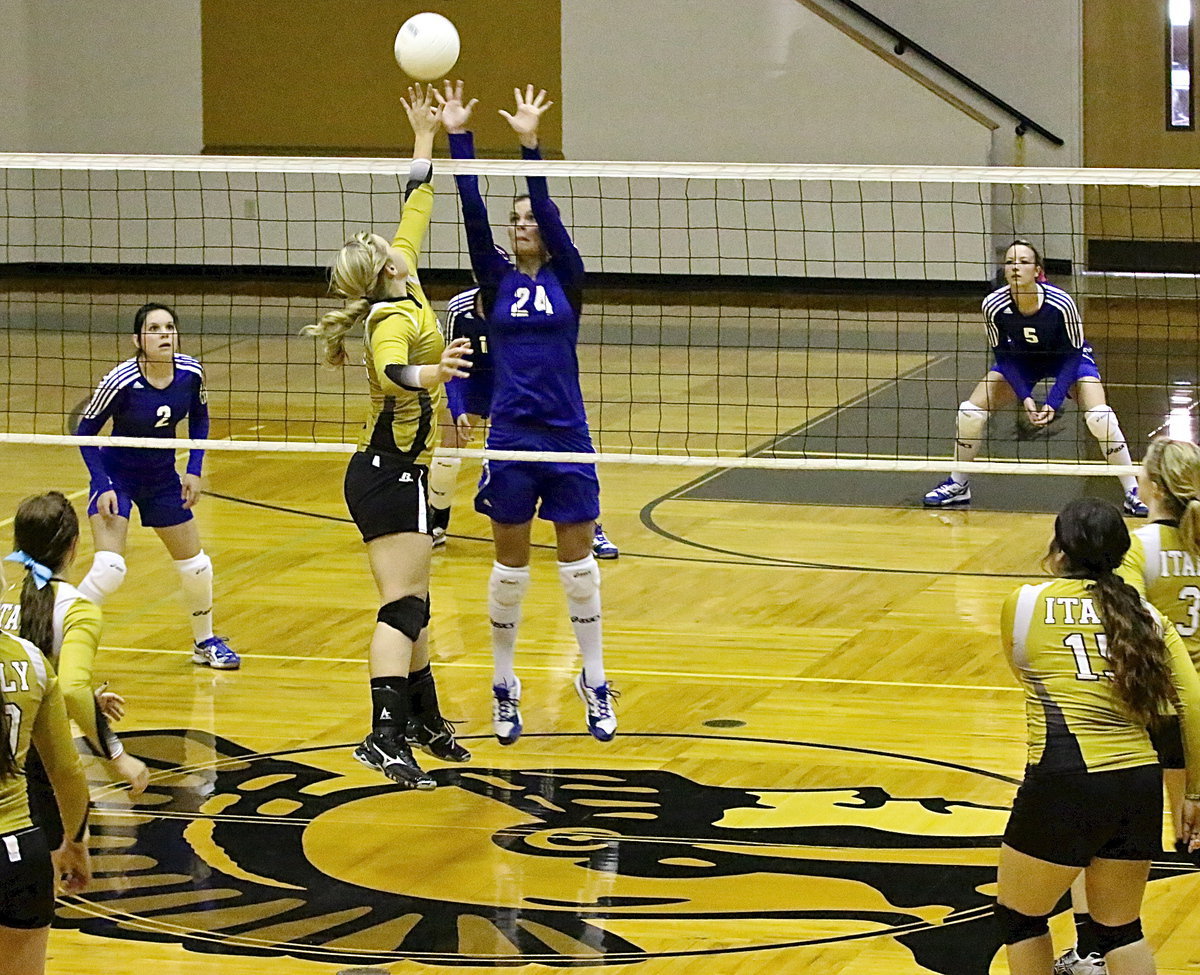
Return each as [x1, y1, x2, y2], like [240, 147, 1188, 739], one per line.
[510, 286, 554, 318]
[154, 405, 171, 428]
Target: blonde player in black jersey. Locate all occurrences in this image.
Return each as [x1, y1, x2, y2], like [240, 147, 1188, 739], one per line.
[304, 85, 472, 789]
[1054, 439, 1200, 975]
[996, 498, 1200, 975]
[0, 565, 91, 975]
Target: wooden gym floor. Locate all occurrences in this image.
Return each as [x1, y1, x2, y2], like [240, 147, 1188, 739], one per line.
[0, 285, 1197, 974]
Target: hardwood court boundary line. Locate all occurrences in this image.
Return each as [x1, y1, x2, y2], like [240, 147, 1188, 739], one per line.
[97, 643, 1021, 693]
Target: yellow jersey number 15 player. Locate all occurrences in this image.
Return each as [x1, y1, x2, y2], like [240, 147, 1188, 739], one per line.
[994, 498, 1200, 975]
[303, 85, 472, 790]
[0, 567, 91, 975]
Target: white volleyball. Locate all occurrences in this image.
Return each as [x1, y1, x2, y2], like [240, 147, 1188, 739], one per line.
[393, 13, 460, 82]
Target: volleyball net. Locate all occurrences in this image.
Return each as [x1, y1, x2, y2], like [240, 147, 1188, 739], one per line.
[3, 152, 1199, 477]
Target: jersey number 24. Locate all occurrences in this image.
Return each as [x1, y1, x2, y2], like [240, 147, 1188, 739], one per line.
[510, 286, 554, 319]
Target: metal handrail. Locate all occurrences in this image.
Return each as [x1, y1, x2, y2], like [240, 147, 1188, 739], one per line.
[824, 0, 1065, 146]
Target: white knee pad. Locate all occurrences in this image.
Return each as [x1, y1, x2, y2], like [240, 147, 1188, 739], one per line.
[558, 555, 601, 602]
[78, 551, 127, 604]
[427, 456, 462, 508]
[489, 562, 531, 608]
[956, 401, 989, 444]
[175, 551, 213, 582]
[1085, 404, 1123, 450]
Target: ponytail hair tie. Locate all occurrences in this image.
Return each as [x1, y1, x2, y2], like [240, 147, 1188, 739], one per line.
[4, 550, 53, 590]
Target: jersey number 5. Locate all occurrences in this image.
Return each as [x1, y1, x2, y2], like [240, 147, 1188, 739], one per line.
[154, 405, 171, 428]
[510, 286, 555, 319]
[1064, 632, 1112, 681]
[1023, 327, 1039, 344]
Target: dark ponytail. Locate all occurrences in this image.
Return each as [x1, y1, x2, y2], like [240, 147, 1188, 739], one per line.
[1052, 498, 1174, 725]
[12, 492, 79, 657]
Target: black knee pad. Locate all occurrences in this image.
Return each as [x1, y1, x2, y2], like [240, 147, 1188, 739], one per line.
[378, 595, 428, 642]
[1094, 918, 1143, 956]
[994, 902, 1051, 945]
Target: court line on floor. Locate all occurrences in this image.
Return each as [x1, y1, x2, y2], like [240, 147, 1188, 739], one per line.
[99, 643, 1020, 693]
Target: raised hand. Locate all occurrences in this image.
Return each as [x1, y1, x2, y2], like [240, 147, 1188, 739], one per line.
[499, 85, 554, 149]
[435, 79, 477, 134]
[436, 337, 473, 384]
[400, 83, 443, 138]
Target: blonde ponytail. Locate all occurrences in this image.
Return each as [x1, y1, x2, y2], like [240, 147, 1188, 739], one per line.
[302, 233, 390, 368]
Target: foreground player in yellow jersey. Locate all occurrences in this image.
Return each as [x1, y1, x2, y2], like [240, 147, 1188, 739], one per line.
[995, 498, 1200, 975]
[304, 85, 472, 789]
[0, 578, 91, 973]
[1055, 439, 1200, 975]
[3, 492, 148, 851]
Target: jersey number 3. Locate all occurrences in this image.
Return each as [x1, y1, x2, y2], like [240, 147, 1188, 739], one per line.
[510, 286, 555, 318]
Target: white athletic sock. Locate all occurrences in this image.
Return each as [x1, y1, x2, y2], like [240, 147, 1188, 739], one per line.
[78, 551, 127, 605]
[428, 455, 462, 512]
[489, 562, 530, 688]
[175, 551, 214, 644]
[1085, 405, 1137, 493]
[558, 555, 605, 686]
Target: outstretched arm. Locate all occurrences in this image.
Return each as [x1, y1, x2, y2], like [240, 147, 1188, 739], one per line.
[501, 86, 584, 287]
[438, 80, 510, 290]
[393, 84, 443, 275]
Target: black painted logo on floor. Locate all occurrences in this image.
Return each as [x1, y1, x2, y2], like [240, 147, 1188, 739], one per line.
[59, 729, 1195, 971]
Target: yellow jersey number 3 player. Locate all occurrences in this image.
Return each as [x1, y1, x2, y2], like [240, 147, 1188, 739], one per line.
[303, 84, 472, 790]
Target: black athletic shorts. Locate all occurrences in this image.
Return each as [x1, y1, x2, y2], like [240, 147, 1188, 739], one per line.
[0, 826, 54, 929]
[1004, 763, 1162, 867]
[24, 746, 64, 850]
[344, 450, 429, 543]
[1149, 715, 1184, 770]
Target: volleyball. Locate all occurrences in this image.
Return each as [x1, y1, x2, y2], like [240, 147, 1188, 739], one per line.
[393, 13, 460, 81]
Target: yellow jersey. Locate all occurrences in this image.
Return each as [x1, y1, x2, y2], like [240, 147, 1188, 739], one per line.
[356, 182, 445, 466]
[0, 630, 90, 837]
[1002, 577, 1200, 791]
[1, 581, 119, 760]
[1119, 521, 1200, 671]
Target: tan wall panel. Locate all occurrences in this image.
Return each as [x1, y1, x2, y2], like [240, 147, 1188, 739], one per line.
[202, 0, 561, 156]
[1083, 0, 1200, 167]
[1084, 0, 1200, 247]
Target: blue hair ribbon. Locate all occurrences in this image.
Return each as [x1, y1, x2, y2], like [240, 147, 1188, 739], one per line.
[4, 550, 53, 590]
